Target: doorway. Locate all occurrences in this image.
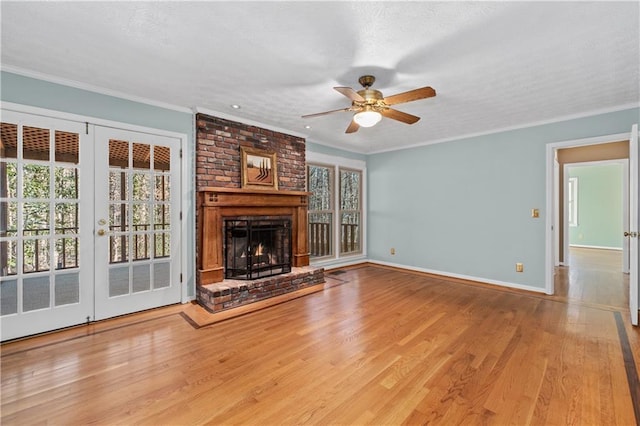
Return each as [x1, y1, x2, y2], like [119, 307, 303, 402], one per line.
[557, 161, 627, 308]
[546, 126, 639, 326]
[0, 109, 183, 340]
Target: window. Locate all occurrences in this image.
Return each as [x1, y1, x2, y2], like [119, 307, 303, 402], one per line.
[568, 176, 578, 227]
[306, 153, 366, 263]
[339, 168, 361, 255]
[307, 164, 333, 258]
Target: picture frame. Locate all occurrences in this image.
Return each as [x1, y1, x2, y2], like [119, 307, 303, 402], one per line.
[240, 146, 278, 190]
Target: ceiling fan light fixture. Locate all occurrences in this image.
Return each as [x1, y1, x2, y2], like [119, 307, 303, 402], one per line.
[353, 110, 382, 128]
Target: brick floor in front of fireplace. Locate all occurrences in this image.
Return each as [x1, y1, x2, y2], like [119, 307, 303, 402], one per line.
[196, 266, 325, 313]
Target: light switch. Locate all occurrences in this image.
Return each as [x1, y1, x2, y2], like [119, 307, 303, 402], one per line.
[531, 208, 539, 218]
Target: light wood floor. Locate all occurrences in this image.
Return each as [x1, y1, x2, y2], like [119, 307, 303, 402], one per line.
[2, 264, 639, 425]
[554, 247, 629, 310]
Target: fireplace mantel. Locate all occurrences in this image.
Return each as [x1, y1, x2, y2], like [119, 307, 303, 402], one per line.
[197, 187, 311, 284]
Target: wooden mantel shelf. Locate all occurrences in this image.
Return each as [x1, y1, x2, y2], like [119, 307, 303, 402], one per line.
[197, 187, 311, 285]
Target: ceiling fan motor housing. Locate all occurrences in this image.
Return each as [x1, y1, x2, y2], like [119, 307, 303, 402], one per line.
[356, 89, 384, 110]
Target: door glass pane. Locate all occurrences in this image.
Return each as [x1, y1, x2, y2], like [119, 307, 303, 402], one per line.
[133, 143, 151, 170]
[1, 240, 17, 276]
[132, 203, 149, 228]
[1, 122, 18, 159]
[1, 201, 18, 237]
[132, 264, 150, 292]
[109, 140, 129, 167]
[55, 272, 79, 306]
[23, 165, 50, 199]
[154, 262, 170, 288]
[23, 126, 50, 161]
[109, 266, 129, 297]
[132, 173, 151, 200]
[55, 167, 78, 199]
[23, 239, 50, 273]
[110, 235, 129, 263]
[154, 204, 170, 230]
[55, 131, 79, 164]
[153, 146, 170, 171]
[154, 233, 170, 258]
[155, 175, 170, 201]
[109, 203, 128, 231]
[23, 202, 49, 236]
[133, 232, 150, 261]
[1, 162, 18, 198]
[55, 237, 78, 269]
[109, 171, 129, 200]
[23, 275, 50, 311]
[0, 279, 18, 315]
[55, 203, 78, 234]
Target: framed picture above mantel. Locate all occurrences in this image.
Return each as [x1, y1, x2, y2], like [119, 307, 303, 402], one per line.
[241, 146, 278, 190]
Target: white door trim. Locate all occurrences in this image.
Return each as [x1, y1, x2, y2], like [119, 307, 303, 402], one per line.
[2, 101, 191, 304]
[545, 131, 631, 295]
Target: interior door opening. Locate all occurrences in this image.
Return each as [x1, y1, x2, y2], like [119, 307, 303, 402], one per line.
[546, 126, 638, 325]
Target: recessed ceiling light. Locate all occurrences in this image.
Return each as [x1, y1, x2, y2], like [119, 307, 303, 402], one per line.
[304, 125, 311, 129]
[230, 104, 241, 109]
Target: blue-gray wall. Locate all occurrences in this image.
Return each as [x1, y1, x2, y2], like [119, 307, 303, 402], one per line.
[367, 107, 639, 290]
[1, 71, 196, 296]
[306, 141, 367, 162]
[3, 70, 638, 294]
[568, 163, 623, 249]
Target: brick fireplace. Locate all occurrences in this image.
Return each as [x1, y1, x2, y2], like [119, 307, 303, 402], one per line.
[195, 113, 324, 313]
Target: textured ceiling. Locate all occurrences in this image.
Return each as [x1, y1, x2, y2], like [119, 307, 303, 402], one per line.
[1, 1, 639, 154]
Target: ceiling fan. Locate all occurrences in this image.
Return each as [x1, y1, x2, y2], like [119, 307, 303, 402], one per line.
[302, 75, 436, 133]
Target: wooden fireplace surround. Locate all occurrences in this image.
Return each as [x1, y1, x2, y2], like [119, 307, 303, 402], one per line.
[197, 187, 311, 285]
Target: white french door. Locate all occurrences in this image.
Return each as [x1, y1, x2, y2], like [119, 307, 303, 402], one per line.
[1, 110, 182, 340]
[1, 111, 94, 340]
[629, 123, 638, 326]
[93, 127, 181, 320]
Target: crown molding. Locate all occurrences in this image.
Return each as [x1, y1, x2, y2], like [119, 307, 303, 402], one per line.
[1, 65, 193, 114]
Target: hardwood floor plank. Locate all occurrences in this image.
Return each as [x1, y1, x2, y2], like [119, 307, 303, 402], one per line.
[2, 265, 638, 425]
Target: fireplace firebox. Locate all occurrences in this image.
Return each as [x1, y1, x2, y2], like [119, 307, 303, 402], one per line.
[224, 217, 292, 280]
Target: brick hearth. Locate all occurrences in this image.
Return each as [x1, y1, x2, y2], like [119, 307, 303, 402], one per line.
[197, 266, 324, 313]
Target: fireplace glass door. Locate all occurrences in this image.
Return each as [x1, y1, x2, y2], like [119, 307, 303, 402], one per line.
[225, 217, 291, 280]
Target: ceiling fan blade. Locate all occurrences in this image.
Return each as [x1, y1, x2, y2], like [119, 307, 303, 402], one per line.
[345, 119, 360, 133]
[383, 86, 436, 106]
[381, 108, 421, 124]
[334, 86, 365, 102]
[301, 107, 352, 119]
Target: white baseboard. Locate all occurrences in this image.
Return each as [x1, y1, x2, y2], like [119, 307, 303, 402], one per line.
[368, 260, 546, 294]
[311, 255, 368, 271]
[569, 244, 622, 251]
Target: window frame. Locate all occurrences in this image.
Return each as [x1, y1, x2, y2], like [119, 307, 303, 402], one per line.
[306, 163, 334, 259]
[338, 167, 362, 256]
[568, 176, 578, 227]
[306, 151, 366, 266]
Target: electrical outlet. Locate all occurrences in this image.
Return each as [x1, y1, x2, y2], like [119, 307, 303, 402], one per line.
[516, 263, 524, 272]
[390, 248, 396, 255]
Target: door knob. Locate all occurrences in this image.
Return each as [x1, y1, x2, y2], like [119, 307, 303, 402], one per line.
[97, 229, 106, 236]
[624, 231, 638, 237]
